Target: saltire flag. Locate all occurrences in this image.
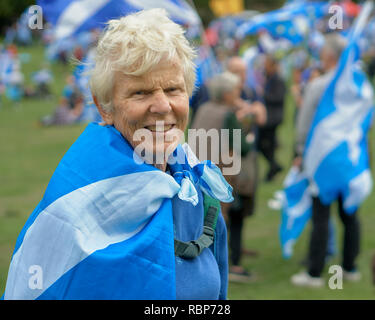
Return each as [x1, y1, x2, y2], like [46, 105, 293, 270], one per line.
[0, 51, 13, 86]
[194, 45, 222, 88]
[235, 1, 328, 44]
[256, 31, 293, 54]
[2, 123, 232, 299]
[208, 12, 257, 40]
[304, 0, 374, 214]
[279, 1, 374, 258]
[242, 46, 259, 92]
[37, 0, 201, 40]
[279, 166, 312, 259]
[72, 49, 102, 123]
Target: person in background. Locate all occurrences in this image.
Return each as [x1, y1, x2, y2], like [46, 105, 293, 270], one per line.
[226, 56, 266, 258]
[257, 54, 286, 182]
[290, 67, 303, 122]
[191, 71, 266, 283]
[40, 75, 84, 126]
[31, 64, 53, 98]
[4, 9, 231, 300]
[291, 33, 361, 288]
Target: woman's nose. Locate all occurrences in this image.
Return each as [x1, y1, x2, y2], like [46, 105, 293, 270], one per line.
[149, 90, 172, 114]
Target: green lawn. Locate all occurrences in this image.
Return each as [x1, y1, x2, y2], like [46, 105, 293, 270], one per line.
[1, 43, 375, 299]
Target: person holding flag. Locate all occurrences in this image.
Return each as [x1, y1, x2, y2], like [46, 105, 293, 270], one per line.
[290, 2, 374, 287]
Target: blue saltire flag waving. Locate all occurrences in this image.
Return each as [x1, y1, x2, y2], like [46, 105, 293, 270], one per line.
[2, 123, 233, 299]
[304, 0, 374, 214]
[37, 0, 201, 40]
[235, 1, 328, 45]
[279, 166, 312, 259]
[279, 1, 374, 258]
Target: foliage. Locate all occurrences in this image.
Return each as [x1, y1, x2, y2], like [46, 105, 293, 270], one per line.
[0, 0, 34, 32]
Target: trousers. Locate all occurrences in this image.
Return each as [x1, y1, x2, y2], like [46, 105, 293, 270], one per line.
[228, 194, 255, 266]
[308, 196, 360, 277]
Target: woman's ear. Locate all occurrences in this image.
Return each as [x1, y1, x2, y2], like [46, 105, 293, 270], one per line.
[93, 95, 114, 125]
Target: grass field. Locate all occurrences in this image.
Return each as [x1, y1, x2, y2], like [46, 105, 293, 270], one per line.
[1, 43, 375, 299]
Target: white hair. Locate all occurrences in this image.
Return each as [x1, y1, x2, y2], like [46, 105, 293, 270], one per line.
[89, 8, 197, 112]
[207, 72, 240, 102]
[323, 33, 347, 60]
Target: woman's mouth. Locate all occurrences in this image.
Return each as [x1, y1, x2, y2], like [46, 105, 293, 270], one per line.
[144, 123, 176, 132]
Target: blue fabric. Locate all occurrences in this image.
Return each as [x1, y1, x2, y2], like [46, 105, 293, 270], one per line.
[280, 3, 374, 258]
[38, 199, 175, 300]
[236, 1, 327, 44]
[304, 1, 374, 213]
[37, 0, 200, 40]
[172, 179, 228, 300]
[280, 166, 312, 259]
[3, 123, 232, 300]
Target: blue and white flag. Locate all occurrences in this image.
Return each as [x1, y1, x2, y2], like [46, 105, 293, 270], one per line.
[304, 1, 374, 214]
[3, 123, 232, 300]
[242, 46, 260, 92]
[235, 1, 328, 44]
[280, 166, 312, 259]
[194, 45, 222, 88]
[37, 0, 201, 40]
[72, 49, 102, 123]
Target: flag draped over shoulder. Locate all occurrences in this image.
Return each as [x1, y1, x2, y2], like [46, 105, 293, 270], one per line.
[37, 0, 201, 40]
[3, 123, 233, 300]
[304, 1, 374, 214]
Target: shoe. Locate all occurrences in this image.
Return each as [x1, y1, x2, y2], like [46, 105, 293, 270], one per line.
[343, 270, 361, 282]
[241, 248, 259, 257]
[290, 271, 324, 288]
[229, 266, 256, 283]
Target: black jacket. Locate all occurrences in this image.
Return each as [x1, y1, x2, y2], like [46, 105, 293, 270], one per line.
[263, 73, 286, 128]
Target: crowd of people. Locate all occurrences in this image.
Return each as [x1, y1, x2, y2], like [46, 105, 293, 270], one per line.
[184, 1, 375, 285]
[1, 18, 101, 124]
[1, 0, 375, 299]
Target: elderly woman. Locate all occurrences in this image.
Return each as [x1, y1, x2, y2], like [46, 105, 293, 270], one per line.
[2, 9, 232, 300]
[191, 71, 266, 283]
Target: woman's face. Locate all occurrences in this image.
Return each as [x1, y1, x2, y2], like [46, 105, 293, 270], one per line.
[101, 57, 189, 165]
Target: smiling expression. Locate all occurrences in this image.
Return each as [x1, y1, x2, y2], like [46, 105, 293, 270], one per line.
[101, 58, 190, 165]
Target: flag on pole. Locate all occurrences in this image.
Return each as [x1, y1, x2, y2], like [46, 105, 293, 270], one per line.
[279, 166, 312, 259]
[304, 1, 374, 214]
[37, 0, 201, 40]
[2, 123, 232, 299]
[279, 1, 374, 258]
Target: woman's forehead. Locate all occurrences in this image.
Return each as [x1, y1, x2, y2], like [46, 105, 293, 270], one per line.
[115, 59, 185, 86]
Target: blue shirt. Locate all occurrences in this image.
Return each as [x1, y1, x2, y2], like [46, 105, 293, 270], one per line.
[172, 180, 228, 300]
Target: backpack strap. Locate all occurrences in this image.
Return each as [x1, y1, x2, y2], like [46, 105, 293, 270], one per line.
[174, 194, 221, 259]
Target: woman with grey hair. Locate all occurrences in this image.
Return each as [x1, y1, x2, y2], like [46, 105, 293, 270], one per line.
[3, 9, 232, 300]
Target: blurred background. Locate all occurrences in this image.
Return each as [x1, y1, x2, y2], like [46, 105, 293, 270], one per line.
[1, 0, 375, 299]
